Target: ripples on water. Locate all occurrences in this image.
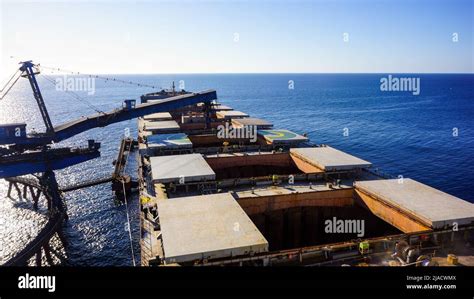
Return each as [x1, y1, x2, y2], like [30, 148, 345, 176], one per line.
[0, 73, 473, 266]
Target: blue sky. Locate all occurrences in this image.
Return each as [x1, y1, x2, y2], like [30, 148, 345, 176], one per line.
[0, 0, 472, 78]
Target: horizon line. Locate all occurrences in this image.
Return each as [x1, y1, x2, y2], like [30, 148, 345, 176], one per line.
[46, 71, 474, 76]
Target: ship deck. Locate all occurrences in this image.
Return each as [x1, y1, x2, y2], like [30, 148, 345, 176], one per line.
[136, 93, 474, 267]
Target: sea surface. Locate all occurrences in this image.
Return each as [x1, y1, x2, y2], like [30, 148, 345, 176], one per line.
[0, 73, 473, 266]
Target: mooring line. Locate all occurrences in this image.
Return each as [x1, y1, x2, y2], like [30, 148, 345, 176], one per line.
[120, 137, 136, 266]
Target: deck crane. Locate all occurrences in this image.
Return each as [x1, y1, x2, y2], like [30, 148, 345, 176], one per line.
[0, 60, 217, 179]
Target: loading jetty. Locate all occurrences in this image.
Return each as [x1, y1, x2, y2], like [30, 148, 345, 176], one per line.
[0, 61, 215, 266]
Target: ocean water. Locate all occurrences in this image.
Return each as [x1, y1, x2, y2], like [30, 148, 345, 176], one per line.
[0, 73, 473, 266]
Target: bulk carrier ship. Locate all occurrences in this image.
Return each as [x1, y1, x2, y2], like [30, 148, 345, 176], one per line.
[136, 89, 474, 267]
[1, 62, 473, 267]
